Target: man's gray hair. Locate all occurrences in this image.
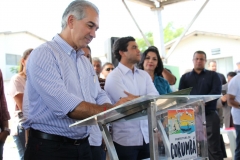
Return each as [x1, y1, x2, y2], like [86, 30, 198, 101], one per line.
[61, 0, 99, 29]
[208, 60, 217, 66]
[92, 57, 102, 66]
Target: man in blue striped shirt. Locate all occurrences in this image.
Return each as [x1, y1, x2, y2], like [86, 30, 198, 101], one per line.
[22, 1, 132, 160]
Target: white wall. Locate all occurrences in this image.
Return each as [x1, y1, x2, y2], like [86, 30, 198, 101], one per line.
[167, 35, 240, 77]
[0, 33, 46, 80]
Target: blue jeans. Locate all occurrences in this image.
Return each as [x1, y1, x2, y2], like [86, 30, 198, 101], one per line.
[234, 124, 240, 160]
[13, 126, 26, 160]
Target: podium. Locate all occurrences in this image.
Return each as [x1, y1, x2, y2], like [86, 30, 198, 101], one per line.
[70, 95, 220, 160]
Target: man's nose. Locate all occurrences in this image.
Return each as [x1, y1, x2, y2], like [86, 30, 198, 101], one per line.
[90, 29, 96, 38]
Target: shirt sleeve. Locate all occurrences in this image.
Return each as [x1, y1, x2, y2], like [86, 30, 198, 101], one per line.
[104, 72, 127, 104]
[179, 74, 186, 90]
[145, 72, 159, 95]
[208, 72, 222, 95]
[8, 75, 24, 98]
[27, 47, 83, 119]
[0, 70, 10, 122]
[166, 82, 172, 93]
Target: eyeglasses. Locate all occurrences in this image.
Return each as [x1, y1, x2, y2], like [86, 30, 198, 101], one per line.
[105, 68, 114, 71]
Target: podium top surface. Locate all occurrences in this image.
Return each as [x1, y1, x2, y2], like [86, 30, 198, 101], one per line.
[69, 95, 220, 127]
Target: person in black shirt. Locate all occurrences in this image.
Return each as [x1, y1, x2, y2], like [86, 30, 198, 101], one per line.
[208, 60, 227, 85]
[179, 51, 223, 160]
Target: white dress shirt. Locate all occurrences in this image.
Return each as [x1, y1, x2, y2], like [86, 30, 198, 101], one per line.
[104, 62, 159, 146]
[22, 34, 111, 139]
[228, 74, 240, 125]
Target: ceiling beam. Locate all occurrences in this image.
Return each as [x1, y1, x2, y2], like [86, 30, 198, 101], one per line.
[158, 0, 191, 6]
[127, 0, 156, 8]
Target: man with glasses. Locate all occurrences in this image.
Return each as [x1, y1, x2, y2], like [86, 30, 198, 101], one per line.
[179, 51, 223, 160]
[100, 62, 114, 79]
[105, 36, 159, 160]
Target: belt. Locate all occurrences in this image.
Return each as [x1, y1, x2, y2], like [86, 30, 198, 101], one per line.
[30, 128, 89, 145]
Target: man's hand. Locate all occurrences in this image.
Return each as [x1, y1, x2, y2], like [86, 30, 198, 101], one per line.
[113, 91, 140, 107]
[0, 131, 8, 143]
[221, 95, 227, 102]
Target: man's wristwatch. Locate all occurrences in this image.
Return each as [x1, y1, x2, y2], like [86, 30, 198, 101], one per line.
[4, 128, 10, 135]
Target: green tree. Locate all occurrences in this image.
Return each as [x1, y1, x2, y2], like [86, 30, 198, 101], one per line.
[136, 32, 154, 53]
[10, 66, 19, 74]
[164, 22, 184, 43]
[136, 22, 184, 52]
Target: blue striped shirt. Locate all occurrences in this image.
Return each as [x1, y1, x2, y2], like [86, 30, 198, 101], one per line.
[22, 34, 111, 139]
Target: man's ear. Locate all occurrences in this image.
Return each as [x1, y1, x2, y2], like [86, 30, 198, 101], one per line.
[67, 15, 75, 29]
[119, 50, 125, 58]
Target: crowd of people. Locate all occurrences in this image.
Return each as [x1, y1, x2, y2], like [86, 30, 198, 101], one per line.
[0, 1, 240, 160]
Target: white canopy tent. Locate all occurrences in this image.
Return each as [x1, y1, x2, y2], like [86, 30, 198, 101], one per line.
[123, 0, 209, 63]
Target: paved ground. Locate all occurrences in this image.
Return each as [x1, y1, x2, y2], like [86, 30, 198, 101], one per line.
[2, 133, 234, 160]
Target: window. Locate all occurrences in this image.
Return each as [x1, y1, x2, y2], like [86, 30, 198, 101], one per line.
[211, 48, 221, 55]
[5, 53, 21, 65]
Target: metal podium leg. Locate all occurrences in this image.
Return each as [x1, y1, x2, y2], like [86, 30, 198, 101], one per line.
[199, 100, 208, 158]
[147, 101, 159, 160]
[157, 119, 170, 157]
[98, 123, 119, 160]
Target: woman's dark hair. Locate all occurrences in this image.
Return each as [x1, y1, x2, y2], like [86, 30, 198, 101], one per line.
[113, 36, 135, 62]
[138, 46, 163, 76]
[19, 48, 33, 72]
[227, 72, 237, 78]
[86, 45, 91, 53]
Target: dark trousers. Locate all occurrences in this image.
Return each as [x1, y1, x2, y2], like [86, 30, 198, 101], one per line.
[24, 135, 92, 160]
[90, 145, 106, 160]
[206, 111, 223, 160]
[234, 124, 240, 160]
[114, 141, 150, 160]
[0, 142, 3, 160]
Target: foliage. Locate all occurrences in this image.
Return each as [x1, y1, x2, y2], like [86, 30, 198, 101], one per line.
[10, 66, 19, 74]
[136, 22, 184, 53]
[164, 22, 184, 43]
[136, 32, 154, 53]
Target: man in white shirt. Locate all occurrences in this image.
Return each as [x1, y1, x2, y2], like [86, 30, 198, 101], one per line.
[227, 73, 240, 160]
[105, 36, 159, 160]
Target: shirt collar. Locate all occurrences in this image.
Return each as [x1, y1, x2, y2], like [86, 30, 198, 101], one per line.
[191, 68, 206, 74]
[118, 62, 138, 75]
[53, 34, 84, 56]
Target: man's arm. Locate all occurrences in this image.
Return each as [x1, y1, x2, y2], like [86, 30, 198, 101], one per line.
[227, 76, 239, 108]
[0, 70, 10, 142]
[0, 121, 9, 142]
[227, 94, 240, 108]
[68, 97, 133, 120]
[178, 75, 186, 90]
[162, 68, 176, 85]
[208, 72, 222, 95]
